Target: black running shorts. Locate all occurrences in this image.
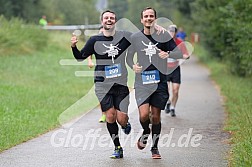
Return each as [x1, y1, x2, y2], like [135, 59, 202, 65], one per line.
[167, 66, 181, 84]
[95, 83, 129, 113]
[135, 82, 169, 110]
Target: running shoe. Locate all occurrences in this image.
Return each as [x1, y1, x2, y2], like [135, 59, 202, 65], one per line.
[99, 114, 106, 123]
[165, 102, 171, 114]
[110, 146, 123, 159]
[122, 122, 131, 135]
[137, 133, 149, 150]
[170, 109, 176, 117]
[151, 147, 161, 159]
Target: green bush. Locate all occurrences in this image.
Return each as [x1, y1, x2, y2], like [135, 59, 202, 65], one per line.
[220, 1, 252, 77]
[0, 15, 49, 56]
[191, 0, 252, 77]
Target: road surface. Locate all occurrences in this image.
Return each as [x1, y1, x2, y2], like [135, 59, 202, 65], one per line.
[0, 56, 229, 167]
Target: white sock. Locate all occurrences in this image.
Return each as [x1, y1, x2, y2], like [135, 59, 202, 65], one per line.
[170, 105, 175, 110]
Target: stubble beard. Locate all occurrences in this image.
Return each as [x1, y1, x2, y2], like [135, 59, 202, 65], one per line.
[104, 25, 115, 32]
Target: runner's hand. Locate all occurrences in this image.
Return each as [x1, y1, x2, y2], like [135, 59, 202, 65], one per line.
[71, 33, 78, 47]
[133, 63, 142, 73]
[88, 60, 94, 68]
[183, 54, 190, 59]
[154, 24, 166, 35]
[159, 50, 169, 59]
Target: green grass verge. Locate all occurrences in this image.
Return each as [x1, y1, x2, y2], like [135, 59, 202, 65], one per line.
[0, 16, 49, 56]
[0, 31, 97, 151]
[194, 44, 252, 167]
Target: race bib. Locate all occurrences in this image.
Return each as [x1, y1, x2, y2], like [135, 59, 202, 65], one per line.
[105, 64, 122, 78]
[141, 70, 160, 84]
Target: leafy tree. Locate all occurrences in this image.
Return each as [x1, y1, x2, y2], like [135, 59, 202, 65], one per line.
[124, 0, 163, 29]
[108, 0, 128, 20]
[191, 0, 252, 77]
[220, 0, 252, 76]
[0, 0, 45, 23]
[0, 0, 100, 25]
[191, 0, 229, 58]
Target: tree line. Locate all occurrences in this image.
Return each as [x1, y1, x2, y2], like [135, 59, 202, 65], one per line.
[1, 0, 251, 77]
[185, 0, 252, 77]
[0, 0, 100, 24]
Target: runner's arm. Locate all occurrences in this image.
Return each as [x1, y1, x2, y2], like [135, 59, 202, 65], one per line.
[168, 38, 183, 59]
[71, 37, 95, 61]
[126, 45, 135, 69]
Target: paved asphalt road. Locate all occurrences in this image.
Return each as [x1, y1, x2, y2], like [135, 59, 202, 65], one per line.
[0, 56, 229, 167]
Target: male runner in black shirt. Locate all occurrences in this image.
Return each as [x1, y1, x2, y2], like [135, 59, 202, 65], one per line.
[127, 7, 184, 159]
[71, 10, 131, 159]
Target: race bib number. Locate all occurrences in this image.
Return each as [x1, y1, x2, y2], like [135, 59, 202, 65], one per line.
[141, 70, 160, 84]
[105, 64, 122, 78]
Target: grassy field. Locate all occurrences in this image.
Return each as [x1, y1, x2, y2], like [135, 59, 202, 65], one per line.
[0, 30, 97, 151]
[194, 44, 252, 167]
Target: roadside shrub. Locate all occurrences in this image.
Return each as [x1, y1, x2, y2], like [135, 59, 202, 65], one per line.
[0, 15, 49, 56]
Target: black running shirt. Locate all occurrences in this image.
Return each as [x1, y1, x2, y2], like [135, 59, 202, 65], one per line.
[72, 31, 131, 85]
[127, 30, 182, 86]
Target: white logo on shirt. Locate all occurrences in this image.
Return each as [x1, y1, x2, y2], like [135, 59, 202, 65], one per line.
[103, 43, 121, 63]
[141, 41, 158, 63]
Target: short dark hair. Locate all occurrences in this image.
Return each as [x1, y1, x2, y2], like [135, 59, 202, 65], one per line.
[100, 10, 117, 21]
[141, 7, 157, 19]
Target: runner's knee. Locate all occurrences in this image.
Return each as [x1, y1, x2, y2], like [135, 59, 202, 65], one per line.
[106, 110, 117, 123]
